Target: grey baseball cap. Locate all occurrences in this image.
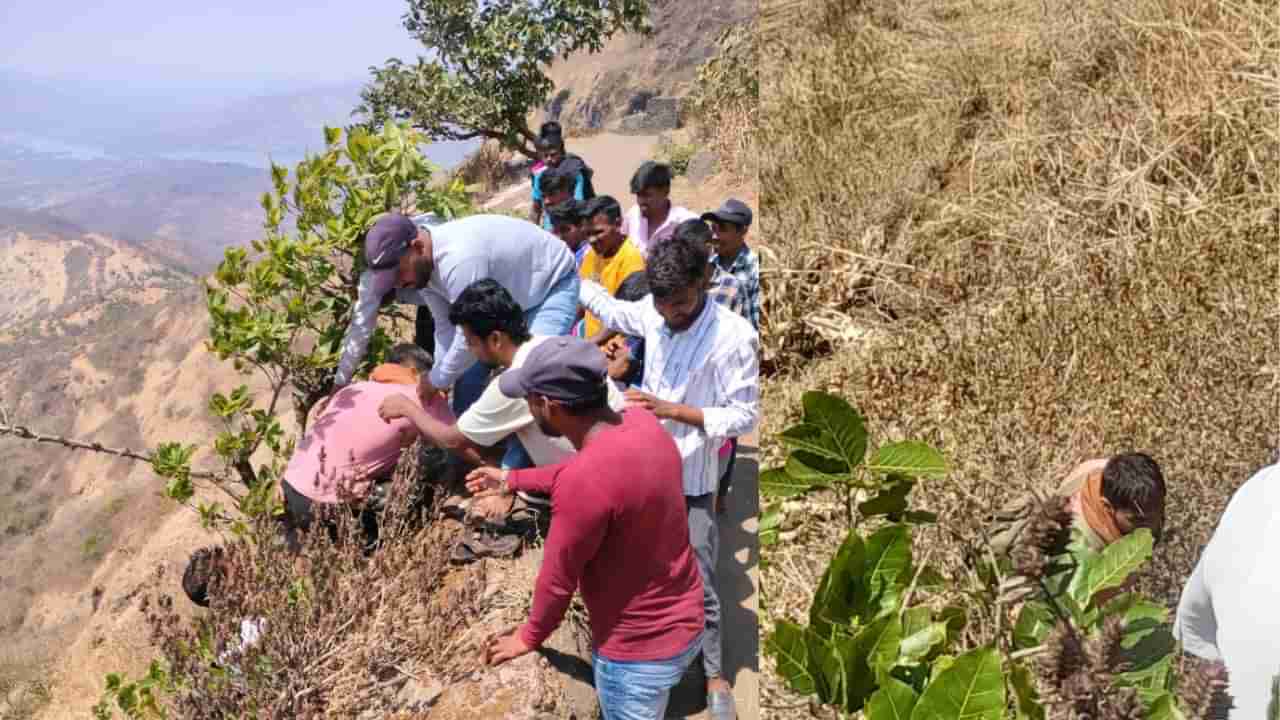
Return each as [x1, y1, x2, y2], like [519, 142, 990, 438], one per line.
[365, 213, 420, 271]
[499, 336, 609, 403]
[700, 198, 753, 228]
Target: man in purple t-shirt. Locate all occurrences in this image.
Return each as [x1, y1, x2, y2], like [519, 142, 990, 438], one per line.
[466, 336, 703, 720]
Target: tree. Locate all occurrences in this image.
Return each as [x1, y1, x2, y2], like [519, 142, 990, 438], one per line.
[358, 0, 652, 156]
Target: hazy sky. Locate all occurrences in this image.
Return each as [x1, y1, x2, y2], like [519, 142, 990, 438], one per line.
[1, 0, 427, 94]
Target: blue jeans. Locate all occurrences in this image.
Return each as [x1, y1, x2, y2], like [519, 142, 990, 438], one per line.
[451, 271, 582, 463]
[593, 634, 702, 720]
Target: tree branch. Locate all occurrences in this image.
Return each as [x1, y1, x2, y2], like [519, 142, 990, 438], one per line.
[0, 422, 225, 482]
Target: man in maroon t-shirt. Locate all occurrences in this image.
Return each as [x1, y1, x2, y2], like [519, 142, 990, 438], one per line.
[466, 336, 704, 720]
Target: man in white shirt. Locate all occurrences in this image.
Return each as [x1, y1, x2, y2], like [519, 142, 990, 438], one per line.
[330, 213, 580, 420]
[1175, 461, 1280, 717]
[378, 279, 624, 516]
[579, 222, 759, 720]
[622, 161, 698, 257]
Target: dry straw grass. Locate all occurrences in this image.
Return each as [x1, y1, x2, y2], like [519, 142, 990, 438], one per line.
[130, 444, 507, 718]
[758, 0, 1278, 712]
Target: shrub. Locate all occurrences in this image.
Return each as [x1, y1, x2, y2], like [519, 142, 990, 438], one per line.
[91, 444, 490, 718]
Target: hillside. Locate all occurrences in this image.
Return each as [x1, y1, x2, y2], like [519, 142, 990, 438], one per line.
[756, 0, 1277, 713]
[539, 0, 754, 131]
[0, 218, 253, 716]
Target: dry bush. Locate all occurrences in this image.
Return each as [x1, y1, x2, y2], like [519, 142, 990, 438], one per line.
[125, 444, 495, 718]
[687, 22, 760, 183]
[759, 0, 1278, 712]
[451, 140, 511, 193]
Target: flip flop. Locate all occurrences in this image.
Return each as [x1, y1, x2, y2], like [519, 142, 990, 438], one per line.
[449, 527, 522, 565]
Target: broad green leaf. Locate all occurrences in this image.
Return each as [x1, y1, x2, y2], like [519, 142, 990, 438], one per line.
[1013, 601, 1056, 650]
[1070, 529, 1153, 609]
[910, 647, 1004, 720]
[767, 621, 817, 695]
[787, 451, 848, 485]
[937, 606, 967, 647]
[866, 676, 920, 720]
[862, 525, 913, 619]
[840, 615, 899, 710]
[760, 468, 813, 497]
[760, 505, 782, 547]
[1009, 663, 1045, 720]
[813, 631, 847, 707]
[1144, 692, 1187, 720]
[902, 606, 932, 638]
[810, 531, 866, 636]
[899, 622, 947, 664]
[867, 441, 947, 477]
[859, 477, 915, 517]
[779, 423, 851, 468]
[801, 391, 868, 469]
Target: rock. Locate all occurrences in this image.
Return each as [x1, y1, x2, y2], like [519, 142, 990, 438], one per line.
[686, 150, 720, 184]
[613, 96, 684, 135]
[395, 674, 444, 711]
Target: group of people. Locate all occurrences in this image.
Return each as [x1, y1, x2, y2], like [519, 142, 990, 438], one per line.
[183, 123, 760, 720]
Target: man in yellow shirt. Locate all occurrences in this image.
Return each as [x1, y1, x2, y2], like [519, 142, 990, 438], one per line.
[579, 195, 646, 344]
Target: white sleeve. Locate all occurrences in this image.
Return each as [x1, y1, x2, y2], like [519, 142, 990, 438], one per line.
[455, 379, 529, 448]
[1174, 550, 1221, 661]
[701, 331, 760, 439]
[334, 270, 395, 387]
[579, 280, 651, 338]
[427, 258, 489, 389]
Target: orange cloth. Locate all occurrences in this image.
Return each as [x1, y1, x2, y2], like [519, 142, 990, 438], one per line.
[370, 363, 418, 386]
[1078, 470, 1125, 547]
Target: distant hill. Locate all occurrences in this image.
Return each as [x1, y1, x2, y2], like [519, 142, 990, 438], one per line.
[541, 0, 754, 130]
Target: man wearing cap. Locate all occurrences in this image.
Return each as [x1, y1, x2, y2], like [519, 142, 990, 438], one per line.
[702, 199, 760, 332]
[578, 223, 759, 719]
[331, 213, 580, 421]
[465, 337, 705, 720]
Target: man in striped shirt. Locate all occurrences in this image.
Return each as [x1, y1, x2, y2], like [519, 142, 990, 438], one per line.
[579, 222, 759, 719]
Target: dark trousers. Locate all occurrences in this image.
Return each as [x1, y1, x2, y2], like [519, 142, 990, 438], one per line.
[282, 480, 379, 553]
[716, 438, 740, 501]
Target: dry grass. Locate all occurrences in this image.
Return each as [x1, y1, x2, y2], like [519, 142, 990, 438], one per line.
[758, 0, 1278, 714]
[123, 444, 505, 718]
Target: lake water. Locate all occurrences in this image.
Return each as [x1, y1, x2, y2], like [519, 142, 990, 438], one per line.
[0, 132, 470, 171]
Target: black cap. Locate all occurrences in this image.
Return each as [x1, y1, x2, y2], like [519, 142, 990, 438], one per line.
[499, 337, 608, 403]
[365, 214, 419, 271]
[700, 199, 753, 228]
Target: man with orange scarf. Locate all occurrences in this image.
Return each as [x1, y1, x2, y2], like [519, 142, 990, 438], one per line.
[988, 452, 1167, 557]
[277, 343, 454, 551]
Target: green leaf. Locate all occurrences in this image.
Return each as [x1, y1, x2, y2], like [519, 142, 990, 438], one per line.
[760, 468, 814, 497]
[786, 451, 848, 486]
[801, 391, 868, 469]
[910, 647, 1004, 720]
[859, 477, 915, 517]
[767, 621, 819, 695]
[810, 531, 866, 636]
[1013, 601, 1056, 650]
[866, 675, 920, 720]
[1145, 692, 1187, 720]
[839, 615, 900, 710]
[862, 524, 912, 619]
[867, 441, 947, 477]
[760, 505, 782, 547]
[899, 622, 947, 664]
[1070, 529, 1153, 609]
[1009, 663, 1045, 720]
[779, 423, 851, 468]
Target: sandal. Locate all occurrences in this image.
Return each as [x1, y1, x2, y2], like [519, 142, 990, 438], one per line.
[449, 526, 523, 565]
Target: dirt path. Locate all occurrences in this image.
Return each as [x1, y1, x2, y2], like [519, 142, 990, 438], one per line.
[483, 132, 663, 213]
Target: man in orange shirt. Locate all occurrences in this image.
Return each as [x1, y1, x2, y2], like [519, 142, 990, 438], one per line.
[579, 195, 646, 345]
